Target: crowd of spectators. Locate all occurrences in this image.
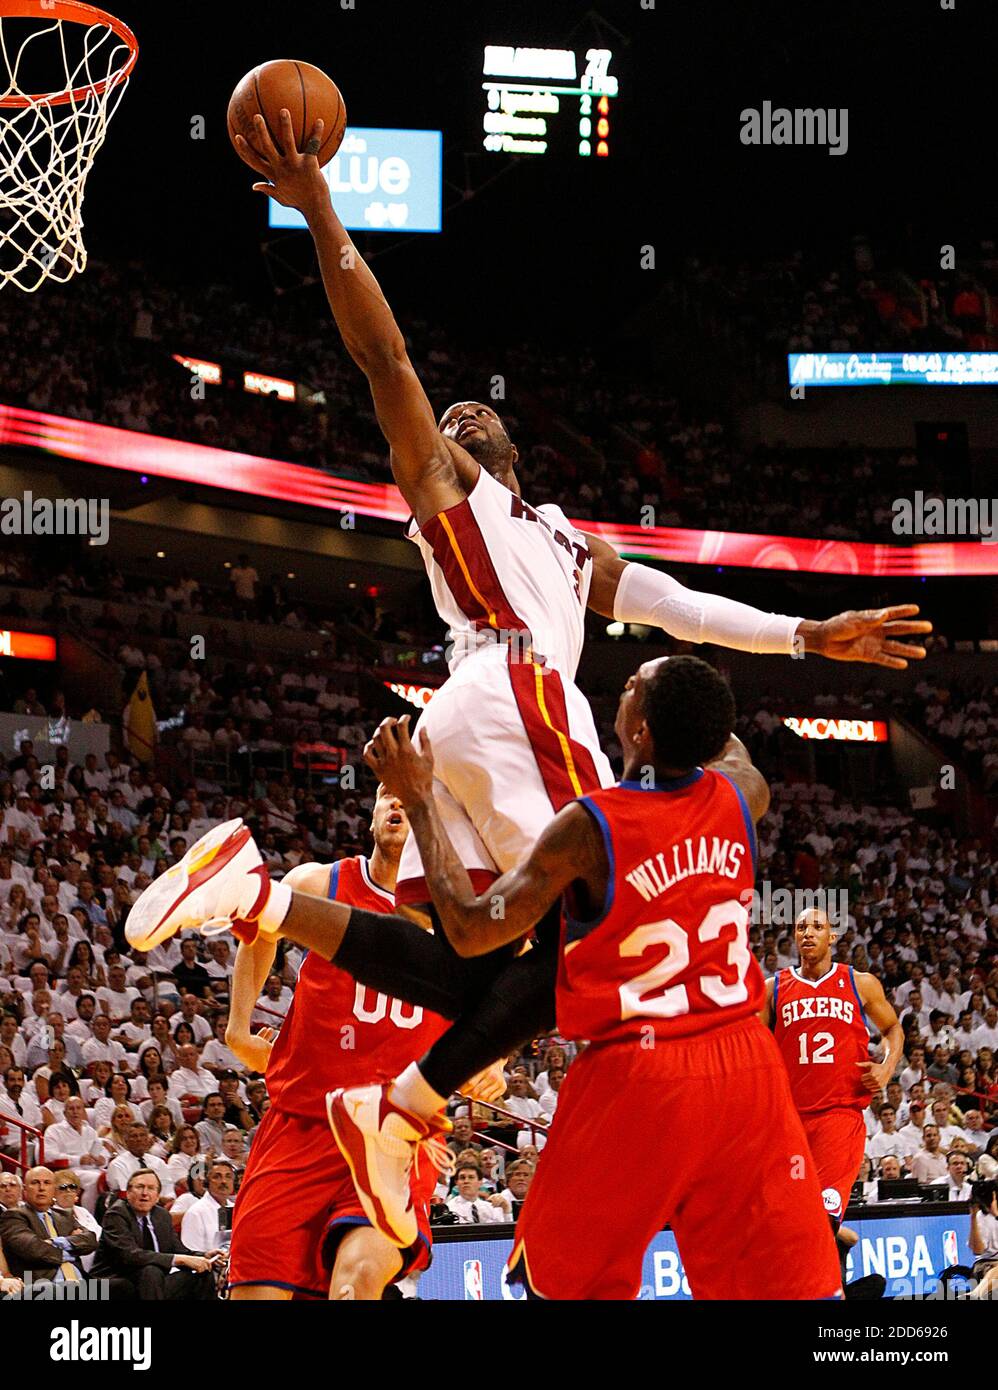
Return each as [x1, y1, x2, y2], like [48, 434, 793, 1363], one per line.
[684, 233, 998, 357]
[0, 681, 994, 1297]
[0, 254, 974, 543]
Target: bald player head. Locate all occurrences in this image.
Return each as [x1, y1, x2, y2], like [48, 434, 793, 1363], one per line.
[794, 907, 836, 976]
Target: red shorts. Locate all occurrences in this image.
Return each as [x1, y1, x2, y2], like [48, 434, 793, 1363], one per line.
[508, 1017, 842, 1300]
[228, 1106, 434, 1298]
[799, 1107, 868, 1226]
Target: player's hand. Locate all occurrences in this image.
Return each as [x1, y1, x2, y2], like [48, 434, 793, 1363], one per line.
[856, 1060, 892, 1093]
[235, 109, 331, 222]
[363, 715, 435, 806]
[459, 1061, 507, 1105]
[799, 607, 931, 669]
[226, 1028, 275, 1073]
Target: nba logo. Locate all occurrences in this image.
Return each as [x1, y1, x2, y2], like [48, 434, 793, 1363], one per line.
[464, 1259, 484, 1300]
[942, 1230, 959, 1268]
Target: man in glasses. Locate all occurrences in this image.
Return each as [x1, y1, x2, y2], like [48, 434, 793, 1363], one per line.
[51, 1171, 102, 1272]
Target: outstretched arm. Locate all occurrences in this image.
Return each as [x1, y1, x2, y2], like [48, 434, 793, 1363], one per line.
[363, 716, 601, 956]
[584, 533, 931, 669]
[235, 111, 471, 517]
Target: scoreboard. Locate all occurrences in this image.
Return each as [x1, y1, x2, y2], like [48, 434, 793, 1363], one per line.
[481, 45, 618, 158]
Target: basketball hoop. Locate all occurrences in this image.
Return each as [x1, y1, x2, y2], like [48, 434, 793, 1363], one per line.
[0, 1, 138, 292]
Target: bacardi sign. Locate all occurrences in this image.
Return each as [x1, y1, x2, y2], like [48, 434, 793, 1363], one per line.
[782, 716, 888, 743]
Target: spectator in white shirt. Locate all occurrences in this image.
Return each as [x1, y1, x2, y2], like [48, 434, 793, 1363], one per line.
[866, 1105, 917, 1168]
[253, 973, 293, 1026]
[911, 1126, 948, 1184]
[140, 1076, 184, 1129]
[180, 1160, 235, 1251]
[899, 1046, 928, 1093]
[89, 1074, 142, 1130]
[43, 1096, 106, 1211]
[538, 1066, 566, 1118]
[203, 938, 233, 985]
[168, 995, 212, 1046]
[945, 1152, 973, 1202]
[168, 1045, 216, 1104]
[898, 989, 930, 1034]
[446, 1164, 508, 1224]
[81, 1014, 128, 1072]
[972, 1007, 998, 1052]
[503, 1072, 546, 1126]
[106, 1122, 175, 1201]
[0, 1066, 43, 1156]
[201, 1014, 243, 1076]
[112, 998, 153, 1054]
[0, 1170, 23, 1211]
[164, 1126, 202, 1192]
[0, 1014, 26, 1068]
[930, 1098, 967, 1151]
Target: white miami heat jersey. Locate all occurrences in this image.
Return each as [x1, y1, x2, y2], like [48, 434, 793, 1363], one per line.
[406, 465, 593, 678]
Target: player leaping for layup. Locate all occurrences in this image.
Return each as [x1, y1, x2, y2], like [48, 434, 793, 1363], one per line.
[764, 907, 903, 1231]
[127, 110, 930, 1249]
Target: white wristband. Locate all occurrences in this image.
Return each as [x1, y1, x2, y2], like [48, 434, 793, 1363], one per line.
[613, 562, 802, 655]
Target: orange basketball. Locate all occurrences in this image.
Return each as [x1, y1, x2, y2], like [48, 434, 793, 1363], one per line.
[227, 60, 347, 169]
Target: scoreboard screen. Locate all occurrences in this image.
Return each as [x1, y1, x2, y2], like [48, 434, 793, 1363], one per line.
[481, 45, 618, 158]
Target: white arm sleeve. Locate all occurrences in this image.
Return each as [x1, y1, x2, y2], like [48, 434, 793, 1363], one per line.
[613, 562, 803, 656]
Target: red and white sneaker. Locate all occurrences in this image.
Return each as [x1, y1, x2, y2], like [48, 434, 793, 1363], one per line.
[124, 819, 268, 951]
[326, 1084, 452, 1249]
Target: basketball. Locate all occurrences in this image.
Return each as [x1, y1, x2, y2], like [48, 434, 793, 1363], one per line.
[227, 60, 347, 169]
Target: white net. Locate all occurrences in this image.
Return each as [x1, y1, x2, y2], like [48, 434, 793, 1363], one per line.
[0, 2, 136, 292]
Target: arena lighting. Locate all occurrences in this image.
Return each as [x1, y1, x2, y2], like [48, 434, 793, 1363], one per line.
[781, 716, 888, 743]
[171, 355, 221, 386]
[0, 629, 56, 660]
[243, 371, 296, 402]
[384, 680, 436, 708]
[2, 403, 997, 577]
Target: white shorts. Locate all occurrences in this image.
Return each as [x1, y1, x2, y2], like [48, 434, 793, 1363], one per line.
[396, 645, 614, 905]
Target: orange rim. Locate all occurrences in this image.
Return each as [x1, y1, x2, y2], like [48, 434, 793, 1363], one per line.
[0, 0, 138, 108]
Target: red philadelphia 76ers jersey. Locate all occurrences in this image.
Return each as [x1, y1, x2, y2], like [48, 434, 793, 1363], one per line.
[265, 856, 448, 1118]
[556, 769, 763, 1044]
[773, 963, 871, 1113]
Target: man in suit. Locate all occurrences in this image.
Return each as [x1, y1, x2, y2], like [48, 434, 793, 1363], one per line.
[0, 1166, 97, 1286]
[91, 1169, 220, 1300]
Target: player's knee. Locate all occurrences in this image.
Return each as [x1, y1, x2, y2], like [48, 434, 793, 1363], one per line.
[331, 1253, 393, 1301]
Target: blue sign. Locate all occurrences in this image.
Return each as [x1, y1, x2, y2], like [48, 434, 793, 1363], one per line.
[788, 352, 998, 387]
[417, 1211, 973, 1300]
[268, 128, 443, 234]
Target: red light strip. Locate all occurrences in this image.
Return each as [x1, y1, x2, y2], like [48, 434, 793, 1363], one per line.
[1, 402, 995, 577]
[0, 629, 57, 660]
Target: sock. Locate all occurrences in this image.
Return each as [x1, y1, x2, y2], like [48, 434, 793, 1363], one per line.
[389, 1062, 448, 1120]
[235, 870, 292, 938]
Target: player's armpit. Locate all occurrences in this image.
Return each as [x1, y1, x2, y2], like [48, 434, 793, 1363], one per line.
[362, 353, 470, 517]
[580, 531, 627, 618]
